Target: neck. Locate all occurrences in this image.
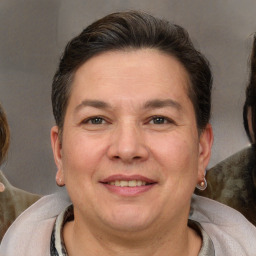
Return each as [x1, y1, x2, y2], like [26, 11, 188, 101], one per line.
[63, 215, 201, 256]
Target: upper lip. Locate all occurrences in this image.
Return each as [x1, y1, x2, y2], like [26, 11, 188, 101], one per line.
[100, 174, 156, 184]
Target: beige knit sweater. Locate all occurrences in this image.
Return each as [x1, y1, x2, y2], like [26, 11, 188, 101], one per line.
[0, 171, 40, 241]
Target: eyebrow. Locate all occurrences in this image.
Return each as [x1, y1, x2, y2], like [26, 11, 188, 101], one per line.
[143, 99, 182, 111]
[75, 100, 111, 112]
[75, 99, 182, 112]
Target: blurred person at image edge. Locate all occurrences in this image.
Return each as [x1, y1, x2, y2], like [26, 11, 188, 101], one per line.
[0, 102, 40, 242]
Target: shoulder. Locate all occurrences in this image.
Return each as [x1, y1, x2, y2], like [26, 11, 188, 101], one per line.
[0, 171, 41, 241]
[196, 146, 256, 225]
[0, 191, 71, 256]
[190, 194, 256, 255]
[198, 147, 253, 200]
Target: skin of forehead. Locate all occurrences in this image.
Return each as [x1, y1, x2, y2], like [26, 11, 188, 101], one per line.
[70, 49, 193, 109]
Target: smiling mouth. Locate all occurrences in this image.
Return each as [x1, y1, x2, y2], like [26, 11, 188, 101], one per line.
[100, 176, 156, 196]
[100, 175, 157, 192]
[106, 180, 150, 187]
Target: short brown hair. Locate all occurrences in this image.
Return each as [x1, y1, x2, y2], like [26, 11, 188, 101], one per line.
[52, 11, 212, 136]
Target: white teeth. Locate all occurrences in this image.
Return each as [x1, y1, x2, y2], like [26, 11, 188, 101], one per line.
[120, 181, 128, 187]
[128, 180, 136, 187]
[108, 180, 147, 187]
[137, 180, 142, 186]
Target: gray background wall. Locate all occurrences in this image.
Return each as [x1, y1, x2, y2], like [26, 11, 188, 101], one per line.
[0, 0, 255, 195]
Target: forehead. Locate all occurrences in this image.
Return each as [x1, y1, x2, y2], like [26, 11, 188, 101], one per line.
[70, 49, 191, 102]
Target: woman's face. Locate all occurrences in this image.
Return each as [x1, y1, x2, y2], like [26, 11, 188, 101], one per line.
[51, 49, 212, 234]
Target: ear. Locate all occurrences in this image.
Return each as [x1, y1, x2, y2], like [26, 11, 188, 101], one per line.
[51, 126, 65, 186]
[197, 124, 213, 182]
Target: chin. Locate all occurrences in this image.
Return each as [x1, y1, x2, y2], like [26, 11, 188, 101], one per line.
[102, 208, 155, 232]
[107, 219, 152, 233]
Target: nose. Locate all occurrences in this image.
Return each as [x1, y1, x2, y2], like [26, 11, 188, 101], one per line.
[107, 121, 149, 163]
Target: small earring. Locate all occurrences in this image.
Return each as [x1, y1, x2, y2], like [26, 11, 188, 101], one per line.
[56, 177, 65, 187]
[196, 178, 207, 191]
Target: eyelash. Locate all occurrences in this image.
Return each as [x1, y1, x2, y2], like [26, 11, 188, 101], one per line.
[81, 115, 175, 126]
[148, 116, 175, 125]
[82, 116, 107, 125]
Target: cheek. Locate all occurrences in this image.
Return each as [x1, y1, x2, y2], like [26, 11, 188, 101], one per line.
[148, 132, 199, 191]
[61, 133, 106, 178]
[149, 133, 198, 166]
[60, 135, 104, 204]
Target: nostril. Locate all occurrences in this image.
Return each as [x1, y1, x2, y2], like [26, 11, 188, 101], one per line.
[112, 155, 142, 162]
[107, 137, 149, 162]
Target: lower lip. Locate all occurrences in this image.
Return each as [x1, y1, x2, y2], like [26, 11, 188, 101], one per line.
[102, 183, 156, 196]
